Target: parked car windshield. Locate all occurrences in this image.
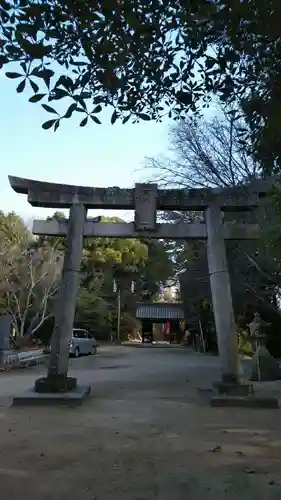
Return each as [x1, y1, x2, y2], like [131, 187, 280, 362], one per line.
[73, 329, 88, 339]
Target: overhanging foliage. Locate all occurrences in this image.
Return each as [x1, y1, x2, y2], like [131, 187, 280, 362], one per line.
[1, 1, 281, 171]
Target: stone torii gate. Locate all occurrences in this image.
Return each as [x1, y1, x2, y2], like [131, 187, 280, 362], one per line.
[9, 176, 269, 397]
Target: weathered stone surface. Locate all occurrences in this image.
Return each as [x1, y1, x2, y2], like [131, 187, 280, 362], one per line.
[9, 175, 260, 210]
[47, 203, 85, 379]
[205, 205, 238, 383]
[34, 375, 77, 393]
[13, 385, 91, 407]
[251, 346, 281, 381]
[239, 356, 253, 379]
[213, 380, 254, 396]
[32, 220, 260, 240]
[210, 395, 279, 408]
[134, 183, 157, 231]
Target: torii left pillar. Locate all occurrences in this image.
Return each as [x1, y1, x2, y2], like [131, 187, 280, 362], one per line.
[35, 203, 86, 393]
[205, 206, 240, 390]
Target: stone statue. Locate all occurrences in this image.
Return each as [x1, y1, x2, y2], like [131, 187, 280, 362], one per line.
[247, 312, 280, 381]
[248, 312, 269, 349]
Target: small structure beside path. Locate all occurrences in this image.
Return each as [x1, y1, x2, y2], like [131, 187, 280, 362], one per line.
[2, 349, 46, 371]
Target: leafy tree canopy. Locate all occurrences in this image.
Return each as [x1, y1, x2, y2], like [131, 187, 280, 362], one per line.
[0, 210, 174, 342]
[1, 1, 281, 171]
[0, 211, 31, 249]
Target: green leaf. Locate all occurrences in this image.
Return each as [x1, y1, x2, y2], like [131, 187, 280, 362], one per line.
[90, 116, 101, 124]
[42, 119, 56, 130]
[29, 93, 46, 103]
[71, 61, 88, 67]
[42, 104, 58, 114]
[138, 113, 151, 121]
[64, 103, 77, 119]
[93, 105, 102, 113]
[20, 62, 27, 73]
[80, 92, 91, 99]
[5, 72, 22, 79]
[122, 115, 130, 124]
[32, 68, 54, 88]
[0, 55, 7, 70]
[73, 95, 87, 109]
[16, 80, 26, 93]
[205, 58, 217, 70]
[42, 69, 54, 88]
[49, 88, 69, 100]
[176, 91, 192, 105]
[30, 79, 39, 93]
[93, 96, 104, 105]
[54, 75, 73, 91]
[54, 120, 60, 132]
[111, 109, 118, 124]
[20, 41, 52, 60]
[17, 23, 38, 37]
[80, 117, 88, 127]
[120, 105, 131, 111]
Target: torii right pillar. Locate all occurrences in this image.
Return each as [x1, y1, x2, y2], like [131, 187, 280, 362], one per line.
[205, 205, 239, 388]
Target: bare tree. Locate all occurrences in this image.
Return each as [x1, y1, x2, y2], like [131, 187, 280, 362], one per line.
[146, 107, 261, 188]
[145, 106, 281, 333]
[0, 243, 63, 344]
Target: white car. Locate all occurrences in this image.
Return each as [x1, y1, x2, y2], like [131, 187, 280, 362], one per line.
[68, 329, 97, 358]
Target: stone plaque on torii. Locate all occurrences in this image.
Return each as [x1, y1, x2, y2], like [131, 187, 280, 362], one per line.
[8, 175, 273, 399]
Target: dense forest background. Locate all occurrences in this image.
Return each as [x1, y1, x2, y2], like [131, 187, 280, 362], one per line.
[0, 210, 174, 345]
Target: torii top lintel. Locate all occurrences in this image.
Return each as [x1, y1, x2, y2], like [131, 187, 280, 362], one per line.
[8, 175, 275, 211]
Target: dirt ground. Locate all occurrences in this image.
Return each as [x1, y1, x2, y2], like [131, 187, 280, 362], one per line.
[0, 345, 281, 500]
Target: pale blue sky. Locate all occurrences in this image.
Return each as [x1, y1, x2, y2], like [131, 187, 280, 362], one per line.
[0, 76, 170, 221]
[0, 74, 216, 223]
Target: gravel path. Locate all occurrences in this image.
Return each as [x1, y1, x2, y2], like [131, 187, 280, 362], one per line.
[0, 345, 280, 499]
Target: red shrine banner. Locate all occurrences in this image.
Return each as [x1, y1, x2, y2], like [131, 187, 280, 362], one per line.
[165, 320, 171, 336]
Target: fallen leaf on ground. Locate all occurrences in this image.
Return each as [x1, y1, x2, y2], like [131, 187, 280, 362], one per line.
[208, 445, 222, 452]
[245, 469, 256, 474]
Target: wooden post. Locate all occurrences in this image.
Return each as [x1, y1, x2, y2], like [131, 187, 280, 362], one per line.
[205, 206, 238, 384]
[45, 203, 86, 388]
